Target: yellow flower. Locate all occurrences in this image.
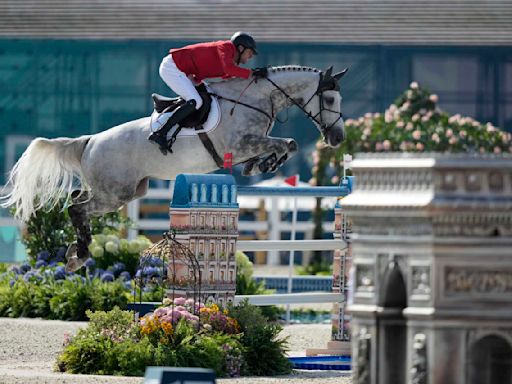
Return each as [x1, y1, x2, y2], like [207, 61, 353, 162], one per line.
[161, 322, 174, 336]
[223, 309, 229, 315]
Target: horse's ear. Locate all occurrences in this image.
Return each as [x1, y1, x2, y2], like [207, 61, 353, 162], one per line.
[333, 67, 349, 81]
[324, 66, 333, 79]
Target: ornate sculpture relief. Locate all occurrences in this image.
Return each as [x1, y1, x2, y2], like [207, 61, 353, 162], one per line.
[410, 333, 427, 384]
[445, 267, 512, 295]
[411, 266, 431, 297]
[355, 265, 375, 293]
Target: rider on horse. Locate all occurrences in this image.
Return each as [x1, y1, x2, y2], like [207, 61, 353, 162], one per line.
[148, 31, 269, 154]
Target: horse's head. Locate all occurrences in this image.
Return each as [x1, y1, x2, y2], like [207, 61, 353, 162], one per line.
[307, 66, 348, 148]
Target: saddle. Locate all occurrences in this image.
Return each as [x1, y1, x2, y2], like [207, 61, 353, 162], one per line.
[151, 83, 212, 129]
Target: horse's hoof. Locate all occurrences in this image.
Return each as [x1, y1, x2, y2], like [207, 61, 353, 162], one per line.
[65, 256, 85, 273]
[65, 243, 77, 260]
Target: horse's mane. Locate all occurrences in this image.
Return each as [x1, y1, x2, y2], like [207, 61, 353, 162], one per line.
[268, 65, 321, 74]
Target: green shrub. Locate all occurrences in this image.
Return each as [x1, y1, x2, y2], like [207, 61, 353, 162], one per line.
[228, 300, 292, 376]
[57, 306, 246, 377]
[311, 82, 512, 186]
[20, 199, 132, 264]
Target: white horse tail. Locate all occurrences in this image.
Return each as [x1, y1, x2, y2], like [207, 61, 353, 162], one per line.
[1, 135, 91, 222]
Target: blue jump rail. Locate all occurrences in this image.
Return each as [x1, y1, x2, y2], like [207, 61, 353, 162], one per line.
[237, 177, 353, 197]
[288, 355, 351, 371]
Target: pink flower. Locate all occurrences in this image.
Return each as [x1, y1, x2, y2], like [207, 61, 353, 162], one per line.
[449, 137, 458, 145]
[375, 142, 384, 151]
[410, 81, 419, 90]
[331, 176, 340, 184]
[445, 129, 453, 138]
[494, 146, 502, 154]
[363, 127, 371, 136]
[173, 297, 186, 305]
[459, 130, 467, 139]
[383, 140, 391, 151]
[429, 94, 438, 103]
[412, 130, 422, 140]
[416, 143, 425, 151]
[154, 307, 167, 318]
[487, 123, 497, 133]
[406, 122, 414, 131]
[309, 178, 317, 186]
[185, 298, 195, 307]
[412, 114, 420, 122]
[431, 133, 440, 143]
[396, 121, 405, 129]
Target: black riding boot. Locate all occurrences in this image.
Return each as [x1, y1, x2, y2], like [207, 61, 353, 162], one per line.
[148, 99, 197, 155]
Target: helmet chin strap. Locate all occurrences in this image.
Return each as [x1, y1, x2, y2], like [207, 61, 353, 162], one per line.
[236, 46, 247, 65]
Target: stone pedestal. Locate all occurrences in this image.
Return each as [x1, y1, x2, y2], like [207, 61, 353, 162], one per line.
[343, 153, 512, 384]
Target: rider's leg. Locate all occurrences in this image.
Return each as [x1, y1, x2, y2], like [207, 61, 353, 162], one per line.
[149, 54, 203, 154]
[148, 99, 197, 154]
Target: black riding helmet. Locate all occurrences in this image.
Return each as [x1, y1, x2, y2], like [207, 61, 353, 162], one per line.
[230, 31, 258, 55]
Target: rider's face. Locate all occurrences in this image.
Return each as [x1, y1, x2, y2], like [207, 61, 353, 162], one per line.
[236, 47, 255, 64]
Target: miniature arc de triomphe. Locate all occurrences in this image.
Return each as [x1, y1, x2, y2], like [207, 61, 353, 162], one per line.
[342, 153, 512, 384]
[162, 152, 512, 384]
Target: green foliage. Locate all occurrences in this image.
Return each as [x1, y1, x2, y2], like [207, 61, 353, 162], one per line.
[296, 260, 333, 276]
[228, 300, 292, 376]
[235, 251, 268, 296]
[57, 307, 245, 377]
[20, 198, 132, 264]
[0, 271, 128, 320]
[311, 82, 512, 186]
[89, 233, 151, 276]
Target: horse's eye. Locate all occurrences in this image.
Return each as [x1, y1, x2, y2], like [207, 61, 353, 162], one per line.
[325, 96, 335, 104]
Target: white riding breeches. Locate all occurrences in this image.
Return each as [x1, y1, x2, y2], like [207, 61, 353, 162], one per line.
[159, 54, 203, 109]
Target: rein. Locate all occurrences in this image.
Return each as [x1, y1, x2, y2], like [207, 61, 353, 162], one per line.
[210, 73, 343, 140]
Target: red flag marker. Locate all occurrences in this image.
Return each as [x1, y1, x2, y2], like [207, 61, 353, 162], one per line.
[284, 174, 299, 186]
[223, 153, 233, 174]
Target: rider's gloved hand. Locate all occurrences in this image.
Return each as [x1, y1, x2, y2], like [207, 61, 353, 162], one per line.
[252, 67, 269, 79]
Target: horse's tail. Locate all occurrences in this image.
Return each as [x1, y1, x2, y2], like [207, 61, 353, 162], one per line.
[0, 136, 91, 222]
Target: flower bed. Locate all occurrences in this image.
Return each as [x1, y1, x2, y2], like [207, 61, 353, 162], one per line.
[56, 299, 291, 377]
[311, 82, 512, 186]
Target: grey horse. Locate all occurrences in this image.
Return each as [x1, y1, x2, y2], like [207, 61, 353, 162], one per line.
[1, 65, 348, 272]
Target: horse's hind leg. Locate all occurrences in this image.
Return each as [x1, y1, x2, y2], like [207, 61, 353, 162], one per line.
[65, 191, 119, 272]
[65, 191, 92, 272]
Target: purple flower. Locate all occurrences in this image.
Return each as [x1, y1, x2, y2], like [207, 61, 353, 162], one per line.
[54, 266, 66, 280]
[35, 260, 47, 269]
[36, 250, 50, 262]
[20, 263, 31, 273]
[100, 272, 115, 282]
[55, 247, 67, 262]
[84, 258, 96, 269]
[9, 279, 15, 287]
[119, 271, 131, 281]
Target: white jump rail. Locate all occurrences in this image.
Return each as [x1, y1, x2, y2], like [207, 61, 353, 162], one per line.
[234, 292, 344, 305]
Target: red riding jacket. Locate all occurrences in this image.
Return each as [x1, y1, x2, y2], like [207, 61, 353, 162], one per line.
[170, 40, 251, 82]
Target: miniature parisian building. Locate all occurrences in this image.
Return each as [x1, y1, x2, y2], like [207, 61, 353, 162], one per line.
[168, 174, 239, 307]
[343, 153, 512, 384]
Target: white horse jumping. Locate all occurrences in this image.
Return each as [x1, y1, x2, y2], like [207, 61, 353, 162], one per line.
[1, 65, 348, 271]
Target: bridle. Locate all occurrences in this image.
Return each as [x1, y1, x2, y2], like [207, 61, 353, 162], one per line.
[264, 75, 343, 141]
[210, 72, 343, 142]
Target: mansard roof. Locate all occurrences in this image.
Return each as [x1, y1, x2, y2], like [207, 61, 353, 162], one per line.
[171, 173, 238, 209]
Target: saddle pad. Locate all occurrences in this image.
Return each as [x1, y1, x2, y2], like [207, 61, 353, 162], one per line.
[149, 96, 221, 137]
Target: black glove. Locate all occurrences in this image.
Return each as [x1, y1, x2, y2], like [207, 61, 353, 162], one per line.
[252, 67, 268, 79]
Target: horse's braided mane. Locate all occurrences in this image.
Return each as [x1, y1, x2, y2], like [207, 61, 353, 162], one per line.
[269, 65, 320, 73]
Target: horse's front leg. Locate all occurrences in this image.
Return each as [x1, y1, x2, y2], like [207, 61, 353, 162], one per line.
[240, 136, 298, 176]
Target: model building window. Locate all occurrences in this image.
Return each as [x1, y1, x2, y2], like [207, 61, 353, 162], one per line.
[200, 215, 205, 227]
[212, 216, 217, 228]
[220, 270, 225, 281]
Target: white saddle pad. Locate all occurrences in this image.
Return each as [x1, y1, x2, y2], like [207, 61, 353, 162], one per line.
[150, 95, 221, 138]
